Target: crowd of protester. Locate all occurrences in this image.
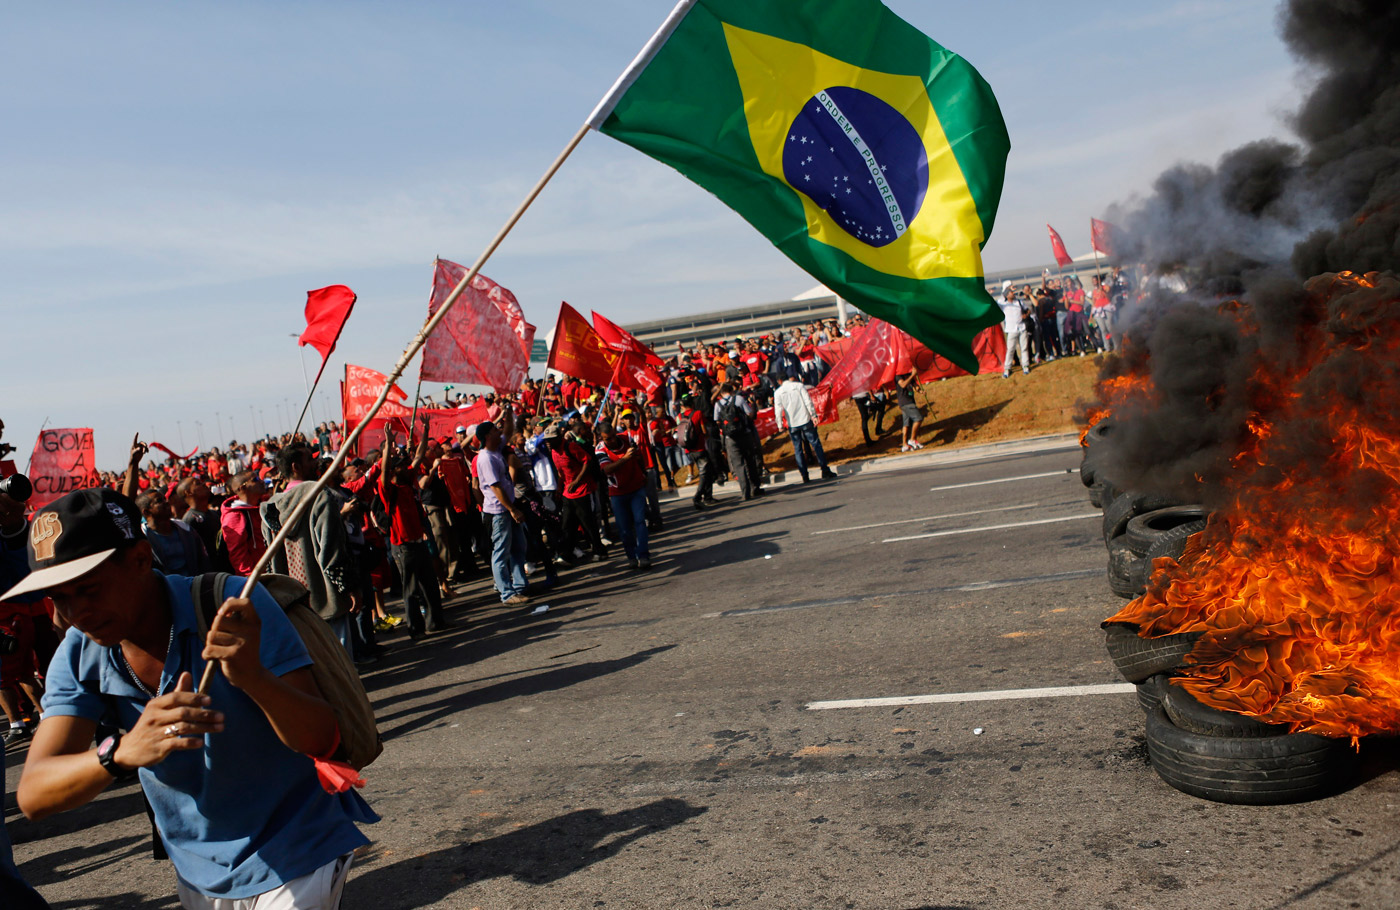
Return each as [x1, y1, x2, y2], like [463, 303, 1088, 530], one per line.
[992, 266, 1140, 377]
[0, 272, 1152, 906]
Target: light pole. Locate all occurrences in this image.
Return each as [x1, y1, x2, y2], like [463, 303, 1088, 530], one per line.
[214, 411, 221, 445]
[176, 420, 185, 452]
[195, 421, 205, 451]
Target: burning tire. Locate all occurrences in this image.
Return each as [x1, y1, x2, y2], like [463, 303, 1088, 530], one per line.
[1103, 623, 1202, 682]
[1136, 673, 1170, 714]
[1145, 706, 1355, 805]
[1083, 419, 1115, 449]
[1106, 540, 1147, 598]
[1161, 681, 1288, 738]
[1102, 491, 1184, 548]
[1124, 506, 1210, 558]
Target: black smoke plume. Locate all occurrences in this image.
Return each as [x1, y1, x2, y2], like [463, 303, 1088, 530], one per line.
[1092, 0, 1400, 502]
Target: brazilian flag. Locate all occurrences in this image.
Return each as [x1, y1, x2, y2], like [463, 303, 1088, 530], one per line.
[590, 0, 1010, 373]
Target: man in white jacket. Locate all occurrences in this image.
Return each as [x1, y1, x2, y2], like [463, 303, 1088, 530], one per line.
[773, 372, 838, 484]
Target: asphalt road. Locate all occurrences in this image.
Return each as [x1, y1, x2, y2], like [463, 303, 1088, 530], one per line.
[7, 441, 1399, 909]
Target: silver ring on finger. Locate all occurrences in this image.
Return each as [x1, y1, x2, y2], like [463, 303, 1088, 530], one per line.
[164, 724, 180, 738]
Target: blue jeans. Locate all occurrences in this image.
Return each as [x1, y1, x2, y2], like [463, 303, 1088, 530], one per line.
[789, 422, 829, 479]
[489, 512, 529, 601]
[610, 487, 650, 562]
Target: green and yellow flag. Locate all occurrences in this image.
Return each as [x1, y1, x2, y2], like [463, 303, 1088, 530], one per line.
[589, 0, 1009, 373]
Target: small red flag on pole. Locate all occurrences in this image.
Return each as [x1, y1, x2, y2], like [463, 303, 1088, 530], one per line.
[299, 285, 357, 362]
[1047, 224, 1074, 268]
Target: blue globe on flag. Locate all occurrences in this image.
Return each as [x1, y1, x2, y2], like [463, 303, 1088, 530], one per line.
[781, 86, 929, 249]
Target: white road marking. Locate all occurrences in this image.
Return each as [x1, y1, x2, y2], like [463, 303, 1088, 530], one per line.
[806, 683, 1136, 711]
[882, 513, 1100, 543]
[811, 502, 1036, 535]
[703, 568, 1102, 619]
[928, 470, 1078, 493]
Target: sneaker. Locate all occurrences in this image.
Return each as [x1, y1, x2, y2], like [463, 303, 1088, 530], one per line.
[1022, 369, 1030, 375]
[628, 557, 640, 569]
[3, 726, 31, 747]
[900, 444, 911, 452]
[524, 561, 540, 575]
[1002, 370, 1010, 379]
[373, 618, 393, 633]
[503, 594, 532, 605]
[820, 469, 838, 479]
[638, 558, 652, 569]
[388, 615, 405, 628]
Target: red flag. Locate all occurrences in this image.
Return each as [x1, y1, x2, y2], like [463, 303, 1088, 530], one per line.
[420, 259, 536, 394]
[28, 428, 101, 509]
[613, 353, 662, 394]
[591, 311, 663, 367]
[299, 285, 357, 362]
[1047, 224, 1073, 267]
[150, 442, 199, 461]
[1091, 218, 1119, 257]
[343, 364, 413, 425]
[548, 302, 620, 386]
[816, 321, 1006, 405]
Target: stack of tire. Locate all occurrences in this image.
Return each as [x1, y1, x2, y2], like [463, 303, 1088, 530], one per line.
[1080, 418, 1211, 599]
[1104, 624, 1358, 803]
[1102, 496, 1209, 599]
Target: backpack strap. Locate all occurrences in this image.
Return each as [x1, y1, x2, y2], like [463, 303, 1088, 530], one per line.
[189, 572, 233, 642]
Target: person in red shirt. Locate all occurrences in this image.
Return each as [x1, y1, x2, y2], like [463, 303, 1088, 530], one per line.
[596, 423, 650, 569]
[376, 433, 450, 638]
[549, 422, 607, 561]
[647, 406, 679, 489]
[621, 410, 664, 531]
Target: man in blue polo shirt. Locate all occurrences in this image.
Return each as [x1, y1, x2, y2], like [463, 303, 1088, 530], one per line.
[5, 489, 375, 908]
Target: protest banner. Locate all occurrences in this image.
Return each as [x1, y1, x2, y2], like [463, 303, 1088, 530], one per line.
[29, 428, 101, 509]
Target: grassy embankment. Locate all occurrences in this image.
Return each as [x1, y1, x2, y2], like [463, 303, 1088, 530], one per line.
[761, 353, 1103, 472]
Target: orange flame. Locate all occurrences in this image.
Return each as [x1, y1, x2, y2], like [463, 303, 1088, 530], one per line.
[1080, 368, 1155, 445]
[1109, 272, 1400, 740]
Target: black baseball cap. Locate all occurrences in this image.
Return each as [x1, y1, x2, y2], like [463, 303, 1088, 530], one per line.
[0, 488, 145, 600]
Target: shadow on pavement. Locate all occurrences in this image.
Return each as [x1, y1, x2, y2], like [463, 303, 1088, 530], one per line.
[378, 645, 677, 741]
[348, 798, 706, 907]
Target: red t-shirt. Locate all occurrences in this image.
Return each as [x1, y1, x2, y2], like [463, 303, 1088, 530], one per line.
[683, 408, 708, 453]
[742, 352, 766, 375]
[596, 437, 646, 496]
[649, 416, 676, 448]
[624, 428, 656, 470]
[550, 438, 596, 500]
[378, 471, 428, 546]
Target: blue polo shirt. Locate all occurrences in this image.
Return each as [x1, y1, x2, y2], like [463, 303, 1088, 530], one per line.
[41, 574, 375, 899]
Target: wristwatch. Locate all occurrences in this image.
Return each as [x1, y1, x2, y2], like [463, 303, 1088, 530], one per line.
[96, 734, 138, 780]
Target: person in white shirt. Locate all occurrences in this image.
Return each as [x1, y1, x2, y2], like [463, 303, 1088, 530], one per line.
[773, 372, 838, 484]
[999, 280, 1031, 378]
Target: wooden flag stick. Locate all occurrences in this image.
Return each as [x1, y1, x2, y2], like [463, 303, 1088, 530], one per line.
[199, 121, 593, 694]
[292, 354, 331, 439]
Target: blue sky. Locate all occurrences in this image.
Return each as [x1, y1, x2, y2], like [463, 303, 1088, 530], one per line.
[2, 0, 1297, 469]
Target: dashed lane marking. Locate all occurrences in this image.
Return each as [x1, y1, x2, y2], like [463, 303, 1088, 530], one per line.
[928, 469, 1079, 493]
[806, 683, 1136, 711]
[700, 568, 1102, 618]
[882, 513, 1100, 543]
[811, 501, 1034, 535]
